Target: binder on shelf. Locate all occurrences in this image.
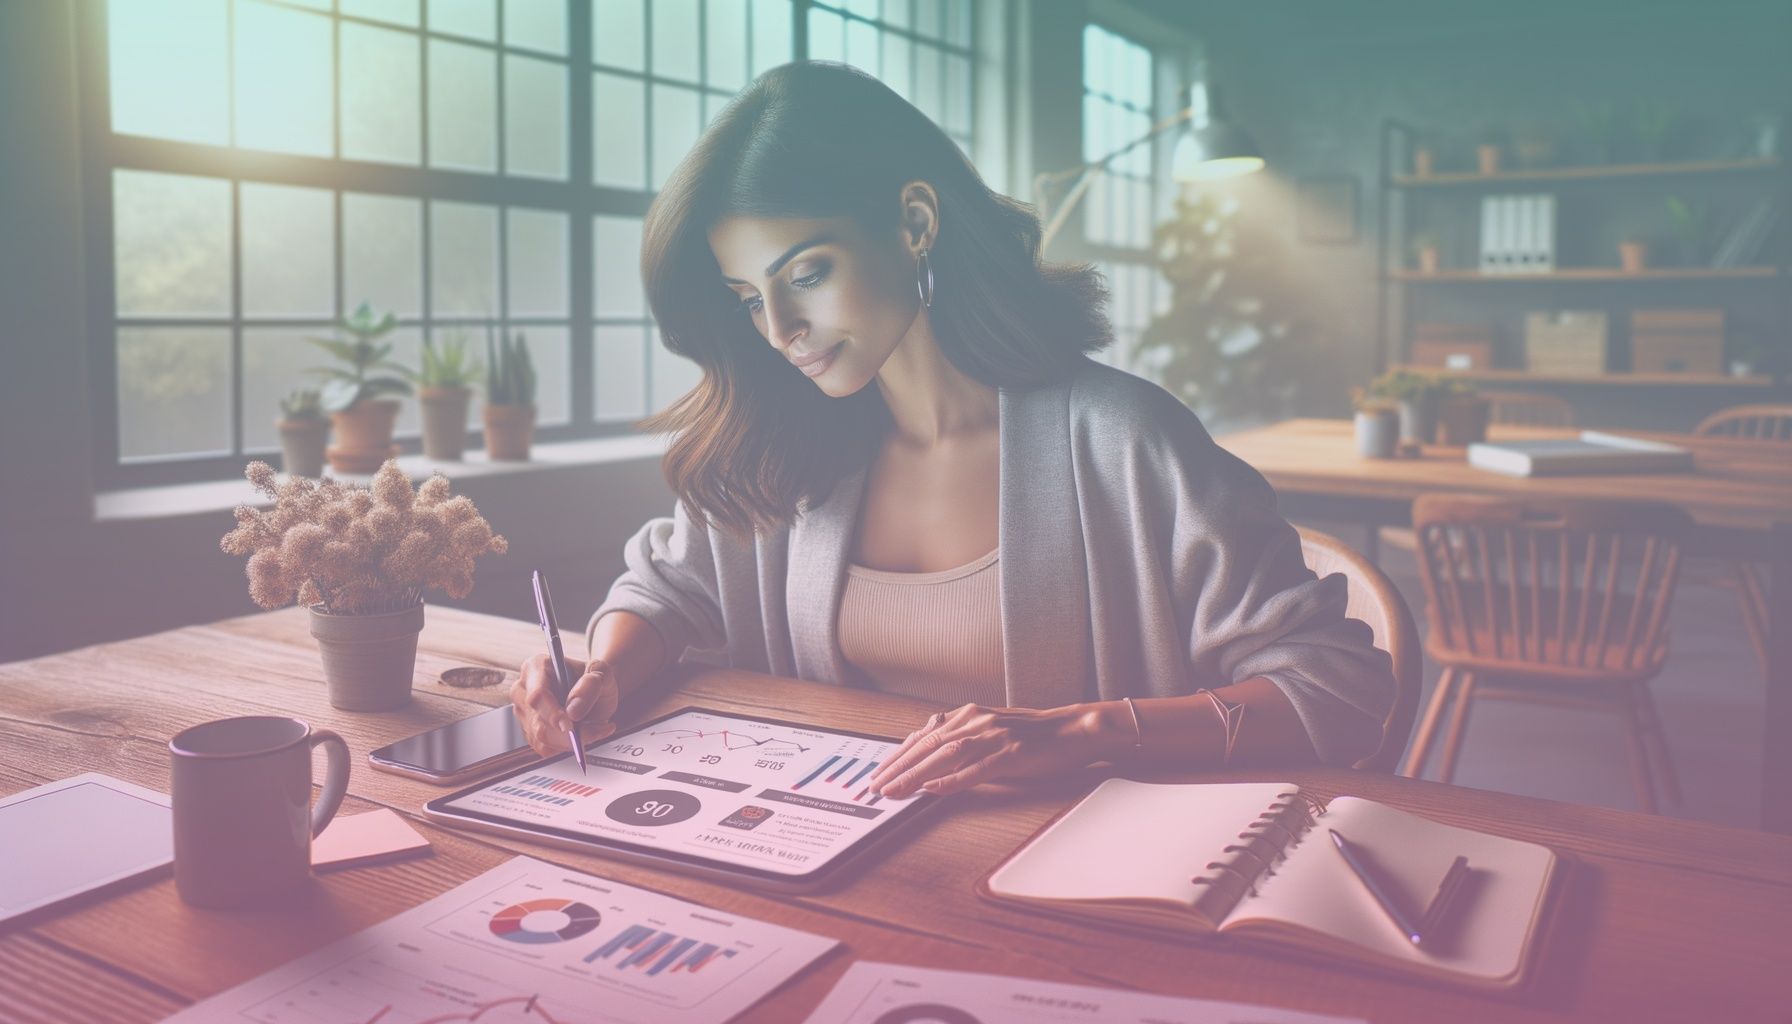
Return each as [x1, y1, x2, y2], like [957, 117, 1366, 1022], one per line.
[1479, 196, 1499, 273]
[1538, 195, 1557, 272]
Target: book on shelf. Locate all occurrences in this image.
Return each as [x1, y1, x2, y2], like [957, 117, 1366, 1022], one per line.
[978, 779, 1565, 992]
[1467, 430, 1695, 477]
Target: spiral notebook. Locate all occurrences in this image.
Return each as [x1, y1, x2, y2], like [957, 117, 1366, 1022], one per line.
[978, 780, 1564, 991]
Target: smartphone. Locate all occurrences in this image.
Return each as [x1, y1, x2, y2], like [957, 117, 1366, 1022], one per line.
[368, 705, 538, 785]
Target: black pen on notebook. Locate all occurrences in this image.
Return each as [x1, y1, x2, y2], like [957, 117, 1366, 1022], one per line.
[1329, 828, 1426, 946]
[531, 570, 587, 774]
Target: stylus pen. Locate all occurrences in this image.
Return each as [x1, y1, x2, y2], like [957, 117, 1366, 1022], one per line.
[1328, 828, 1425, 946]
[531, 570, 587, 775]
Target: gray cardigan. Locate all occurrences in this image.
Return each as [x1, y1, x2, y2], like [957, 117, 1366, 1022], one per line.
[589, 359, 1395, 766]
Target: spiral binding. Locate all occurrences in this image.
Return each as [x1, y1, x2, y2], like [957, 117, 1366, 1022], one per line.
[1189, 790, 1329, 898]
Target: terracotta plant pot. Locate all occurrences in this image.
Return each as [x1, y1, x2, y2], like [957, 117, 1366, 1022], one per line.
[327, 398, 401, 474]
[1435, 394, 1492, 446]
[1412, 146, 1435, 177]
[1416, 246, 1440, 274]
[277, 416, 329, 478]
[1618, 241, 1648, 274]
[419, 387, 472, 462]
[308, 602, 424, 712]
[1477, 144, 1501, 175]
[483, 404, 535, 461]
[1355, 409, 1400, 458]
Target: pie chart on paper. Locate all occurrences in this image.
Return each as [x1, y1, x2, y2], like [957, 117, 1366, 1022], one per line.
[488, 898, 602, 944]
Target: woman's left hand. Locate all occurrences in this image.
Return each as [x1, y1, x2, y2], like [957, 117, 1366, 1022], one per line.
[867, 702, 1113, 799]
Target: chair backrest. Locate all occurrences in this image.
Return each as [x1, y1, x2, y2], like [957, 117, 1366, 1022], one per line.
[1693, 404, 1792, 441]
[1411, 495, 1692, 674]
[1483, 390, 1576, 428]
[1297, 527, 1421, 773]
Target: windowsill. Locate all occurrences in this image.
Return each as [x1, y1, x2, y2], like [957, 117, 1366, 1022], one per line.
[94, 434, 669, 522]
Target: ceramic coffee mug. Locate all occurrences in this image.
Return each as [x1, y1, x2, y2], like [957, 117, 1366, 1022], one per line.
[168, 715, 349, 908]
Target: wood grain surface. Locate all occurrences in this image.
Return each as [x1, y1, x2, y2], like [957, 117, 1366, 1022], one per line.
[3, 606, 1790, 1023]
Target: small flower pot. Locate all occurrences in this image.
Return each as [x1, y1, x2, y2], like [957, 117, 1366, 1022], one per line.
[419, 387, 472, 462]
[327, 398, 402, 475]
[1729, 360, 1758, 379]
[308, 602, 424, 712]
[1477, 144, 1502, 176]
[1398, 396, 1440, 447]
[1435, 394, 1492, 446]
[483, 403, 536, 461]
[1411, 146, 1435, 177]
[1618, 241, 1649, 274]
[277, 416, 330, 478]
[1416, 246, 1440, 274]
[1355, 409, 1400, 458]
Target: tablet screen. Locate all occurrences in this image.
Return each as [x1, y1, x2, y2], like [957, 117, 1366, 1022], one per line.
[432, 708, 929, 882]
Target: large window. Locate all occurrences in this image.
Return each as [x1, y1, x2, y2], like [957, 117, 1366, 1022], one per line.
[87, 0, 980, 486]
[1079, 21, 1169, 373]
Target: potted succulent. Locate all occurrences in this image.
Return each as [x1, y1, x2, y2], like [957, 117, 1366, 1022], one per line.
[483, 329, 537, 461]
[276, 388, 330, 479]
[1728, 335, 1773, 380]
[220, 460, 508, 711]
[1477, 125, 1509, 176]
[1434, 380, 1492, 446]
[407, 329, 483, 462]
[1410, 232, 1442, 274]
[308, 304, 413, 474]
[1368, 367, 1453, 446]
[1352, 389, 1400, 458]
[1617, 232, 1650, 273]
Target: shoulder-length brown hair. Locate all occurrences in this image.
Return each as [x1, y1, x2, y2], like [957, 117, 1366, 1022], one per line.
[640, 60, 1111, 537]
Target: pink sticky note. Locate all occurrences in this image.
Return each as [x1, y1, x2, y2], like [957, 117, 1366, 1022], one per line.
[312, 809, 433, 871]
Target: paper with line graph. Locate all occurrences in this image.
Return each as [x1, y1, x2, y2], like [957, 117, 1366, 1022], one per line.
[163, 855, 837, 1024]
[440, 709, 923, 877]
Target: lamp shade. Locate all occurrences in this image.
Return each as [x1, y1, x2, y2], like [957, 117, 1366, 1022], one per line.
[1172, 120, 1265, 182]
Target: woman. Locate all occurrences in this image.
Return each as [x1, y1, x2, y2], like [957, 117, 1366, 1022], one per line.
[512, 61, 1393, 799]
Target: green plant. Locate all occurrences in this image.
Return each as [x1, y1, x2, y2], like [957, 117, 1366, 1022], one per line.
[406, 329, 484, 390]
[1632, 101, 1682, 161]
[1574, 101, 1620, 163]
[306, 303, 413, 412]
[1367, 368, 1456, 404]
[279, 388, 325, 420]
[1351, 387, 1398, 413]
[1664, 196, 1709, 265]
[485, 328, 537, 407]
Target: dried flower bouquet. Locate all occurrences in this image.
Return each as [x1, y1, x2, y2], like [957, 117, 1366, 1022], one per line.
[221, 459, 508, 616]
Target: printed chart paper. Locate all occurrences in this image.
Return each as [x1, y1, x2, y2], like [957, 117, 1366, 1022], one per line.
[164, 856, 838, 1024]
[442, 709, 922, 877]
[800, 962, 1366, 1024]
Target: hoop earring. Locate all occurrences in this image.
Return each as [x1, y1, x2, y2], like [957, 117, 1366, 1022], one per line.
[915, 248, 934, 308]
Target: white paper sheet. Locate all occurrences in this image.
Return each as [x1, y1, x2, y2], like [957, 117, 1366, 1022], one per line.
[800, 962, 1365, 1024]
[165, 855, 838, 1024]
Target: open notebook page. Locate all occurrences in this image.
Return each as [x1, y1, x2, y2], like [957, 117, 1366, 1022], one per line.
[984, 779, 1297, 926]
[1225, 796, 1557, 984]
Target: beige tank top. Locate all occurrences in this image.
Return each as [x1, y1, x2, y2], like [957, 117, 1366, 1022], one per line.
[837, 548, 1006, 707]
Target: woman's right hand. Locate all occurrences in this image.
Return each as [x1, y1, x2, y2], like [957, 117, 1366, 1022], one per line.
[510, 654, 622, 758]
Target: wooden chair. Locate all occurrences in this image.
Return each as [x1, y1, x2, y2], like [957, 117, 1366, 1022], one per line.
[1691, 404, 1792, 675]
[1483, 390, 1577, 428]
[1297, 526, 1422, 773]
[1399, 495, 1691, 813]
[1694, 403, 1792, 440]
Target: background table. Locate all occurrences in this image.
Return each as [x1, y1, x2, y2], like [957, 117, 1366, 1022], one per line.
[1216, 418, 1792, 833]
[2, 607, 1790, 1022]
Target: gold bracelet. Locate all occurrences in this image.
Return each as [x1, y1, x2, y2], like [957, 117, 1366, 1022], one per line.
[1120, 696, 1144, 752]
[1195, 688, 1247, 766]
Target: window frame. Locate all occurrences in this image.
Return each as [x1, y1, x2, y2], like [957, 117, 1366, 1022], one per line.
[79, 0, 982, 488]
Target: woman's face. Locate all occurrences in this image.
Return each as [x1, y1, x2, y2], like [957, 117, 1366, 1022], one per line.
[709, 214, 921, 398]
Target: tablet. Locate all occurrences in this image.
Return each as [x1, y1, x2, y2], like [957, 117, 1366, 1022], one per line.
[424, 707, 941, 892]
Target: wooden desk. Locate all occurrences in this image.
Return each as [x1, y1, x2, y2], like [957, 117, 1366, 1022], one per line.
[2, 607, 1790, 1022]
[1216, 418, 1792, 833]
